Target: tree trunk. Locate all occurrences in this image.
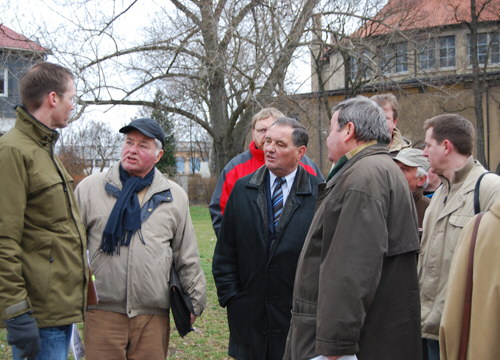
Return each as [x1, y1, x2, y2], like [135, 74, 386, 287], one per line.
[469, 0, 488, 167]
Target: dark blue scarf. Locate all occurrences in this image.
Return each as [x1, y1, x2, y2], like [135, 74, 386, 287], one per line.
[100, 165, 155, 255]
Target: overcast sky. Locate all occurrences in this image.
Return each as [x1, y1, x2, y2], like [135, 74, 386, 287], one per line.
[2, 0, 311, 131]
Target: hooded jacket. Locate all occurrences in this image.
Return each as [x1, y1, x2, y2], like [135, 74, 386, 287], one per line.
[0, 106, 88, 327]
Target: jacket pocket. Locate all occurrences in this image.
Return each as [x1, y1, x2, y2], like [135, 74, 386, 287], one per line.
[227, 294, 252, 345]
[449, 213, 473, 228]
[30, 171, 68, 223]
[25, 236, 53, 302]
[285, 310, 317, 360]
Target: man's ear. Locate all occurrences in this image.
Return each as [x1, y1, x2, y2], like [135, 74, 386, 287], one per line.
[296, 145, 306, 161]
[442, 139, 453, 154]
[345, 122, 356, 143]
[155, 149, 164, 163]
[417, 174, 427, 188]
[47, 91, 58, 108]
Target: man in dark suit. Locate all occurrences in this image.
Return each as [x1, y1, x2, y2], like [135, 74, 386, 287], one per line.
[212, 117, 321, 360]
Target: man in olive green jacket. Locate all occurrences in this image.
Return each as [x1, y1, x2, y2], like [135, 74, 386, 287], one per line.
[0, 62, 88, 360]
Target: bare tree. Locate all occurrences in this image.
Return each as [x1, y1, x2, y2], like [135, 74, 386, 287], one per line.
[309, 0, 500, 168]
[463, 0, 500, 167]
[49, 0, 319, 175]
[59, 119, 122, 175]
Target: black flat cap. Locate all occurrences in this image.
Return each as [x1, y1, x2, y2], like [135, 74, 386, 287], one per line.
[119, 118, 165, 145]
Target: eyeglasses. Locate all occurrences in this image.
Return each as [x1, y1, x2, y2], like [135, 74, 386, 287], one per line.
[55, 92, 78, 106]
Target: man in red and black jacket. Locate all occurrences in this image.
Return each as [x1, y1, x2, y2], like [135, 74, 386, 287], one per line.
[209, 108, 323, 237]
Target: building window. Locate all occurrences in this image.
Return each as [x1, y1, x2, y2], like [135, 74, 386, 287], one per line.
[439, 36, 455, 68]
[418, 36, 456, 70]
[418, 39, 436, 70]
[379, 42, 408, 74]
[468, 33, 500, 65]
[190, 157, 201, 173]
[349, 49, 372, 80]
[0, 67, 8, 97]
[176, 157, 185, 174]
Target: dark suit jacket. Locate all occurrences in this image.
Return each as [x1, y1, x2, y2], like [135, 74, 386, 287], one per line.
[213, 165, 321, 360]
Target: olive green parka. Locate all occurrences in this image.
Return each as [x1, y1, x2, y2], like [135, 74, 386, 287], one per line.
[0, 106, 88, 327]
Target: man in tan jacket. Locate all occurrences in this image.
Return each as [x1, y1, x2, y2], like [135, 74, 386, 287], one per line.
[439, 194, 500, 359]
[75, 118, 206, 360]
[419, 114, 500, 359]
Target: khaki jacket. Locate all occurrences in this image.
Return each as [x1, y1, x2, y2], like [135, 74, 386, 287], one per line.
[389, 127, 411, 155]
[419, 157, 500, 339]
[439, 194, 500, 359]
[75, 164, 206, 316]
[0, 107, 88, 327]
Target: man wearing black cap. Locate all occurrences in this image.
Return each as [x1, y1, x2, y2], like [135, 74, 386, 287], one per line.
[75, 118, 206, 359]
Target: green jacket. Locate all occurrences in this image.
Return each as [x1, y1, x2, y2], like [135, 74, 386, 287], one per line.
[0, 106, 88, 327]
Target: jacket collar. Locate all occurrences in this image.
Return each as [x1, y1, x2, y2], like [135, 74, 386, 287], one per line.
[439, 155, 475, 191]
[435, 158, 486, 220]
[413, 187, 425, 202]
[326, 143, 389, 188]
[247, 164, 313, 195]
[15, 106, 59, 150]
[389, 127, 411, 153]
[249, 140, 265, 163]
[105, 162, 171, 199]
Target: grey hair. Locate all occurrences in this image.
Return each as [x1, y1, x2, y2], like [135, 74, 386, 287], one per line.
[333, 96, 391, 144]
[416, 167, 429, 189]
[154, 138, 163, 156]
[270, 117, 309, 147]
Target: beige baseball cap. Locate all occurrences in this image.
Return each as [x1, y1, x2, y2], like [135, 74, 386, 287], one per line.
[393, 148, 430, 172]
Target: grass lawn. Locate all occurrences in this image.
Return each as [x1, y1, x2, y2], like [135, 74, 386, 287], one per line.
[0, 205, 231, 359]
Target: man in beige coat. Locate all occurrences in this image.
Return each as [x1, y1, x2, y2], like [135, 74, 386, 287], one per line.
[75, 118, 206, 360]
[439, 194, 500, 359]
[419, 114, 500, 359]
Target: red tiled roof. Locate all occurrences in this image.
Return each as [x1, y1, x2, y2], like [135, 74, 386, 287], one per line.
[355, 0, 500, 37]
[0, 24, 49, 52]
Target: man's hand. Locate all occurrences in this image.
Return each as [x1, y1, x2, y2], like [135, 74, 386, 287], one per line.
[5, 313, 40, 358]
[190, 313, 197, 325]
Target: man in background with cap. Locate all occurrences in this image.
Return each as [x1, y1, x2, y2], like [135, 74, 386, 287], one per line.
[393, 148, 431, 239]
[75, 118, 206, 359]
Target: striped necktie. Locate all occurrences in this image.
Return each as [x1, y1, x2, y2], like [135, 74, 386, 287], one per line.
[272, 177, 285, 228]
